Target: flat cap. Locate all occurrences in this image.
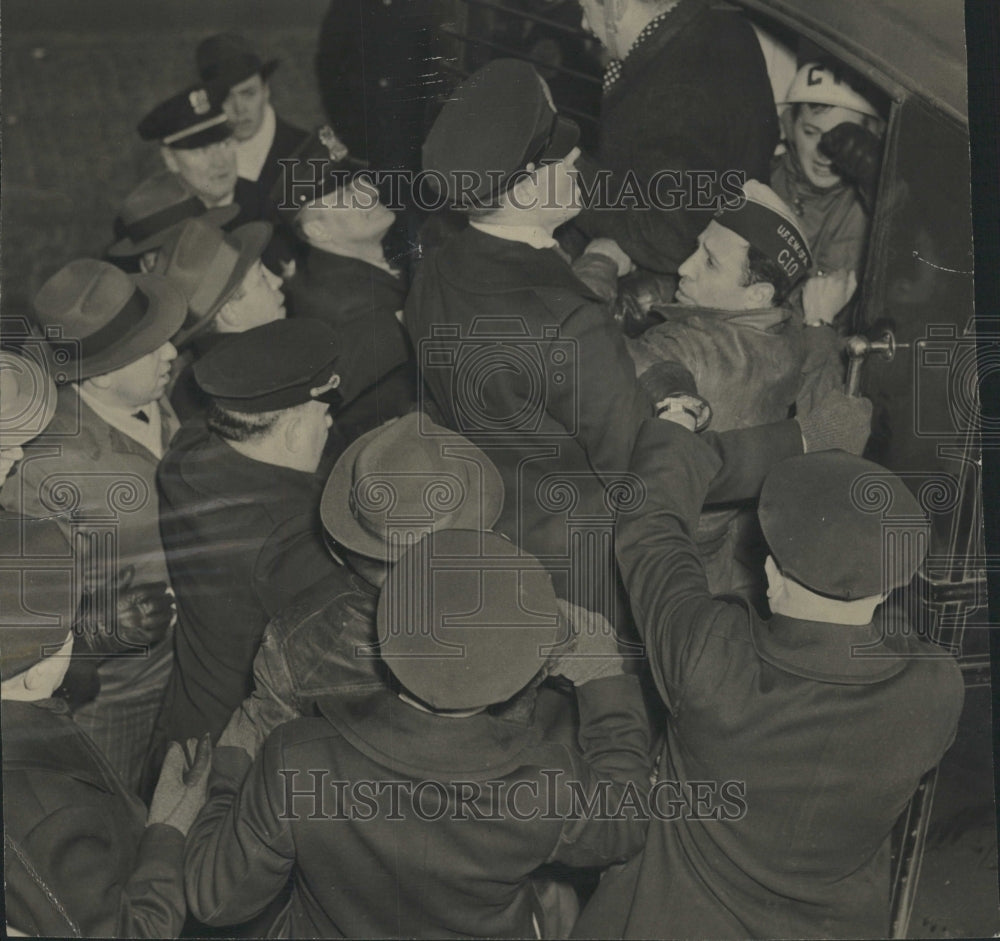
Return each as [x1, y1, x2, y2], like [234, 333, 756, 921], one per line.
[759, 451, 927, 600]
[0, 514, 78, 681]
[378, 529, 562, 710]
[194, 319, 341, 413]
[138, 83, 231, 150]
[422, 58, 579, 208]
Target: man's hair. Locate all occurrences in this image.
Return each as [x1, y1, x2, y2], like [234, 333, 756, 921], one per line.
[744, 245, 792, 307]
[206, 402, 284, 442]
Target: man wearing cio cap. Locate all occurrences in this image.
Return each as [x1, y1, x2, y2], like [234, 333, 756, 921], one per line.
[0, 260, 186, 793]
[195, 33, 308, 223]
[153, 216, 285, 422]
[283, 144, 417, 443]
[138, 83, 256, 230]
[627, 180, 833, 597]
[219, 411, 506, 753]
[571, 0, 779, 277]
[186, 528, 651, 938]
[107, 169, 240, 275]
[1, 514, 211, 939]
[153, 319, 343, 750]
[408, 58, 867, 622]
[573, 414, 965, 939]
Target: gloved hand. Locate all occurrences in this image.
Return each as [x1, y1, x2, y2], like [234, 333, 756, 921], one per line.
[613, 270, 678, 338]
[583, 238, 635, 277]
[818, 122, 882, 210]
[797, 389, 873, 455]
[802, 269, 858, 326]
[548, 600, 625, 686]
[148, 735, 212, 837]
[73, 566, 174, 656]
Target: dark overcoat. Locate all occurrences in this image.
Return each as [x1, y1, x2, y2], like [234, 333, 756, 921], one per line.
[573, 421, 966, 940]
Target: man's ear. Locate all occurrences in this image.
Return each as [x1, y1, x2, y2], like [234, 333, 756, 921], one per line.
[508, 169, 539, 211]
[161, 146, 179, 174]
[86, 373, 112, 391]
[300, 216, 327, 245]
[745, 280, 775, 309]
[282, 411, 303, 454]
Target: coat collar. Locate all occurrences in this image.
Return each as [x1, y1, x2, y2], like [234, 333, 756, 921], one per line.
[608, 0, 710, 102]
[304, 245, 405, 294]
[60, 385, 177, 463]
[749, 613, 908, 685]
[657, 302, 793, 334]
[319, 688, 546, 779]
[434, 226, 604, 303]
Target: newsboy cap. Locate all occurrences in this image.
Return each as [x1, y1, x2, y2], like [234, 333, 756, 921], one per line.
[422, 58, 580, 208]
[194, 319, 341, 413]
[137, 83, 231, 150]
[196, 33, 278, 90]
[0, 514, 79, 681]
[378, 529, 562, 710]
[759, 451, 927, 600]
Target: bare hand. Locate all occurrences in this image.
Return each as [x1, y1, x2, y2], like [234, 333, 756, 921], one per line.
[148, 735, 212, 837]
[548, 599, 625, 686]
[584, 238, 635, 277]
[802, 269, 858, 326]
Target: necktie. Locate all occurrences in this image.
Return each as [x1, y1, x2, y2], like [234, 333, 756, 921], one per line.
[133, 410, 150, 424]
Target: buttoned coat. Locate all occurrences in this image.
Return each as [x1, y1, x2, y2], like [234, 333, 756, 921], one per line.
[573, 421, 965, 940]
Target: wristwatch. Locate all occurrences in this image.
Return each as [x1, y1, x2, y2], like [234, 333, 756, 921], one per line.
[654, 392, 712, 432]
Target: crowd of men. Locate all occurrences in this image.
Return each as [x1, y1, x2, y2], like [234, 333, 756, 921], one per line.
[0, 2, 967, 938]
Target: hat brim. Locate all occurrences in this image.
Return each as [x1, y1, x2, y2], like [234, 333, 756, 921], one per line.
[107, 204, 241, 258]
[170, 220, 273, 349]
[75, 275, 188, 379]
[539, 115, 580, 164]
[321, 418, 506, 561]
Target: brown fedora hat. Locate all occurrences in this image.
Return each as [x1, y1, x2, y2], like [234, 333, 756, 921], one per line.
[108, 170, 240, 258]
[0, 349, 57, 447]
[33, 261, 187, 380]
[322, 412, 505, 561]
[378, 529, 561, 710]
[196, 33, 279, 90]
[154, 217, 272, 348]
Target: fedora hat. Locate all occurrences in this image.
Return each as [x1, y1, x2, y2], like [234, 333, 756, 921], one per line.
[196, 33, 279, 90]
[108, 170, 240, 258]
[0, 349, 57, 447]
[322, 412, 505, 561]
[378, 529, 562, 710]
[33, 261, 186, 380]
[154, 217, 272, 348]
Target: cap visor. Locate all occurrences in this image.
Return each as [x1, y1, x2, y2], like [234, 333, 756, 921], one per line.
[169, 122, 233, 150]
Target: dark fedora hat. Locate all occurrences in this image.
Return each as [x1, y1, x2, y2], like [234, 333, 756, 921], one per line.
[378, 529, 562, 710]
[108, 170, 240, 258]
[196, 33, 279, 90]
[0, 514, 80, 681]
[321, 413, 505, 561]
[0, 349, 57, 447]
[154, 217, 272, 348]
[33, 261, 187, 380]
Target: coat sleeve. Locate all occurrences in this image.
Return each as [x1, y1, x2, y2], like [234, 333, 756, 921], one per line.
[616, 419, 753, 712]
[547, 674, 652, 868]
[552, 296, 653, 481]
[184, 739, 296, 926]
[575, 86, 726, 274]
[11, 808, 186, 939]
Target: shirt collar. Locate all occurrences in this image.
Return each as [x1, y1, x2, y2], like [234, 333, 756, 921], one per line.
[76, 384, 165, 459]
[470, 221, 558, 251]
[235, 103, 277, 182]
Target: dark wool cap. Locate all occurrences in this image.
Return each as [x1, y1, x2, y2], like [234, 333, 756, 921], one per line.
[378, 529, 562, 710]
[759, 451, 927, 600]
[422, 58, 580, 208]
[137, 83, 232, 150]
[194, 319, 342, 413]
